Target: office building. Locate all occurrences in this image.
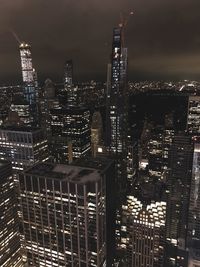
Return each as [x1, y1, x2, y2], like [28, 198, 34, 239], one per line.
[165, 135, 194, 267]
[48, 136, 71, 164]
[19, 157, 115, 266]
[50, 106, 91, 161]
[187, 96, 200, 135]
[147, 126, 164, 180]
[122, 196, 166, 267]
[10, 96, 30, 126]
[0, 160, 23, 267]
[0, 126, 49, 171]
[120, 169, 167, 267]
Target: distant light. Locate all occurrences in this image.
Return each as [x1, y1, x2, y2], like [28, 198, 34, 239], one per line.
[98, 147, 103, 153]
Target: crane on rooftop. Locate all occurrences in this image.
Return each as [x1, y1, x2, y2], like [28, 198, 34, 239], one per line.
[119, 11, 134, 46]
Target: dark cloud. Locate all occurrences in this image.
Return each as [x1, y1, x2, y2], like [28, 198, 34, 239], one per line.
[0, 0, 200, 83]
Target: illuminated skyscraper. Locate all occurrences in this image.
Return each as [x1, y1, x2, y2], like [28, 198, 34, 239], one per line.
[19, 42, 38, 126]
[107, 27, 128, 200]
[122, 196, 166, 267]
[19, 158, 115, 266]
[0, 160, 23, 267]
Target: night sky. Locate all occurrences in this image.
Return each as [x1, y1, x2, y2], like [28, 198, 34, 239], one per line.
[0, 0, 200, 83]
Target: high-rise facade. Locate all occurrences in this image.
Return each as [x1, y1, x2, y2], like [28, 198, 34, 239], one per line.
[187, 140, 200, 266]
[10, 96, 31, 126]
[39, 79, 59, 135]
[0, 126, 49, 171]
[107, 27, 128, 201]
[19, 158, 115, 266]
[91, 111, 103, 157]
[165, 135, 194, 267]
[19, 42, 38, 126]
[122, 196, 166, 267]
[187, 96, 200, 135]
[0, 160, 23, 267]
[50, 106, 91, 162]
[63, 60, 76, 106]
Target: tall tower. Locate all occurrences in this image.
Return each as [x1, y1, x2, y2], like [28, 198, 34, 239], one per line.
[108, 27, 128, 200]
[63, 60, 76, 106]
[165, 134, 194, 267]
[19, 42, 38, 126]
[64, 59, 73, 87]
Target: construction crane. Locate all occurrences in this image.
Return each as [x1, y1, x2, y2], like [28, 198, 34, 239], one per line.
[119, 11, 134, 46]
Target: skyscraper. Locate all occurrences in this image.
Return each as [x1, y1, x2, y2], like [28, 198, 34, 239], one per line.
[63, 60, 76, 106]
[50, 106, 91, 162]
[165, 134, 194, 267]
[19, 158, 115, 266]
[19, 42, 38, 126]
[107, 27, 128, 200]
[64, 59, 73, 87]
[187, 139, 200, 266]
[122, 196, 166, 267]
[0, 160, 23, 267]
[39, 78, 58, 135]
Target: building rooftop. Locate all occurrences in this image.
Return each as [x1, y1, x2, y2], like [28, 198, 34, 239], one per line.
[72, 157, 114, 173]
[25, 162, 103, 184]
[0, 126, 41, 133]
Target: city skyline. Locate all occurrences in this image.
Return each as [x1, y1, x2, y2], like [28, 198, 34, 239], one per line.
[0, 0, 200, 83]
[1, 2, 200, 267]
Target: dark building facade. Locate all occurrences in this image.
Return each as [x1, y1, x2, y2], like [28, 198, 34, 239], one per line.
[106, 27, 128, 201]
[165, 135, 194, 266]
[50, 106, 91, 162]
